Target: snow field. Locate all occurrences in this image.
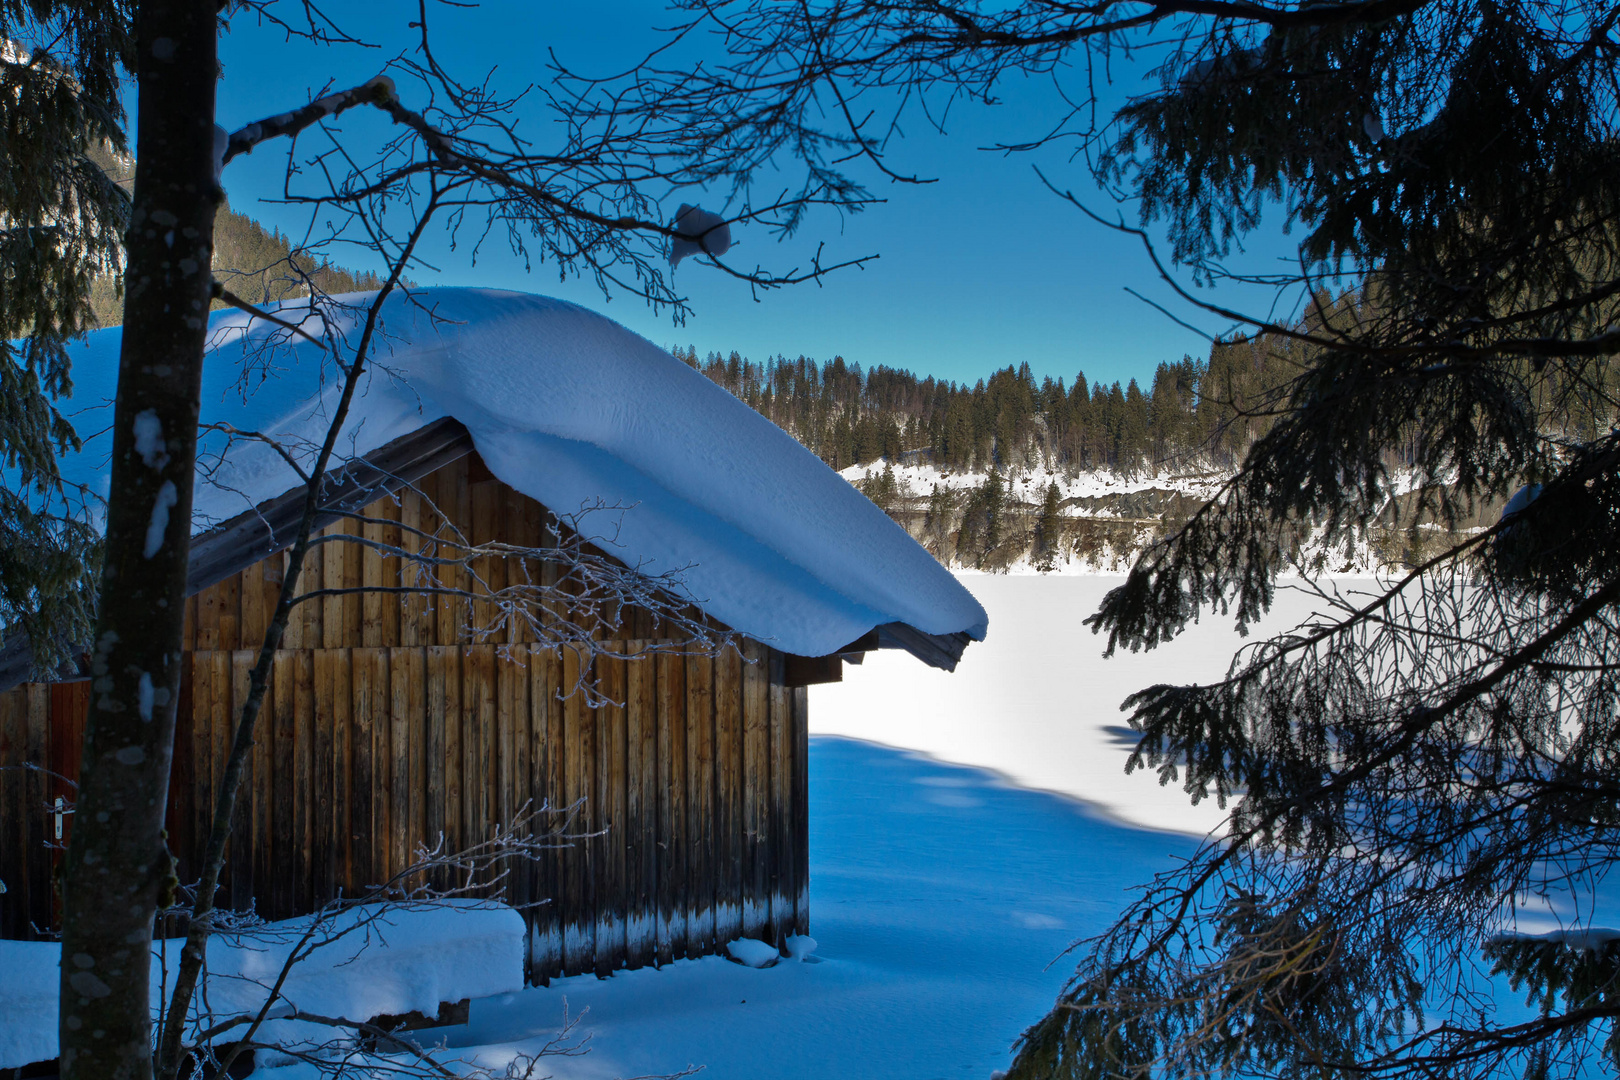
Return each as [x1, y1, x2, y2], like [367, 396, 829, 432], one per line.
[817, 573, 1381, 834]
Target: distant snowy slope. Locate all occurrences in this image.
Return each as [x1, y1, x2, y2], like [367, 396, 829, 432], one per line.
[52, 288, 987, 658]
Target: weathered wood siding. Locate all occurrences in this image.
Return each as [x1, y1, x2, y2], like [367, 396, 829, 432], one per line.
[180, 453, 689, 653]
[0, 455, 813, 979]
[0, 646, 808, 975]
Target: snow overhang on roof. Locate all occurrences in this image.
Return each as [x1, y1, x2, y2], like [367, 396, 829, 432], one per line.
[8, 288, 986, 684]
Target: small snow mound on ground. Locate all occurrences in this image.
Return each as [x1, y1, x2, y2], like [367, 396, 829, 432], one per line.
[197, 900, 524, 1048]
[784, 934, 818, 961]
[0, 901, 525, 1069]
[724, 938, 781, 968]
[0, 940, 61, 1069]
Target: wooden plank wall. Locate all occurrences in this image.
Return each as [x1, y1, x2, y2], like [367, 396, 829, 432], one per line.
[0, 643, 810, 976]
[180, 454, 681, 654]
[1, 457, 814, 977]
[162, 638, 808, 980]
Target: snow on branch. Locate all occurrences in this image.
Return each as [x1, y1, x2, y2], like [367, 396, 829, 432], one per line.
[222, 75, 401, 166]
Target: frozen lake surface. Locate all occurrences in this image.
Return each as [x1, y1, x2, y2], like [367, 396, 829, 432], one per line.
[817, 573, 1372, 834]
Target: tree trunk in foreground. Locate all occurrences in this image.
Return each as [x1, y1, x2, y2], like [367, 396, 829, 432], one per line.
[58, 3, 218, 1077]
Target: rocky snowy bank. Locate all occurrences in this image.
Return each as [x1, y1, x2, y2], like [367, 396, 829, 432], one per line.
[845, 459, 1508, 576]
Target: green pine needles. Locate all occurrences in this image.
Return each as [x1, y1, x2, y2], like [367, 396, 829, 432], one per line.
[0, 2, 131, 674]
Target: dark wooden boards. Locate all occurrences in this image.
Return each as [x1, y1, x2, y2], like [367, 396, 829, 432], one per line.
[2, 619, 811, 976]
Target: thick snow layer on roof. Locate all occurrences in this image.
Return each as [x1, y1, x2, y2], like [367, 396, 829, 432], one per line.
[54, 288, 986, 658]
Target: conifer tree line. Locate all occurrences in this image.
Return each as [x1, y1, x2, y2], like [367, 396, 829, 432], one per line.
[673, 343, 1213, 476]
[677, 287, 1620, 481]
[83, 146, 385, 327]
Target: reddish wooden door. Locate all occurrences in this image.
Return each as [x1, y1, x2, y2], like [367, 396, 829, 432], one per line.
[46, 680, 90, 929]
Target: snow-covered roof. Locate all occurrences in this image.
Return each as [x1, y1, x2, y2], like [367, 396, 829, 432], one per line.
[49, 287, 987, 662]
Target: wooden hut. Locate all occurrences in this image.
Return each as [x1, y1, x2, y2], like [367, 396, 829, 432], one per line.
[0, 290, 986, 982]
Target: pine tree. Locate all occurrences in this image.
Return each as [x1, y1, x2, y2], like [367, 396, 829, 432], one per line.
[1032, 481, 1063, 571]
[1118, 378, 1150, 474]
[857, 460, 900, 512]
[956, 469, 1008, 568]
[923, 482, 959, 556]
[0, 6, 130, 673]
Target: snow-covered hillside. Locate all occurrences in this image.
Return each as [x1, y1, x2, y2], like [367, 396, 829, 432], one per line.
[842, 458, 1501, 576]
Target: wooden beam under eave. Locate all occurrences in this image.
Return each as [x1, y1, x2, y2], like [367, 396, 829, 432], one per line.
[782, 654, 842, 687]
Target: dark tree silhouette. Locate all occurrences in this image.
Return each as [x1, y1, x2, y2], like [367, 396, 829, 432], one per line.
[631, 1, 1620, 1078]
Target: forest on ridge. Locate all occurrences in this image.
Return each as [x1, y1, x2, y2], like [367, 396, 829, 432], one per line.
[676, 302, 1620, 483]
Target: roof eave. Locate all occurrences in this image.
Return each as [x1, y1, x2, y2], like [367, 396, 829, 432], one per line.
[0, 417, 476, 692]
[875, 622, 975, 672]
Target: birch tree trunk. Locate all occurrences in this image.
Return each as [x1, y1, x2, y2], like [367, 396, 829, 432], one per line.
[58, 3, 218, 1077]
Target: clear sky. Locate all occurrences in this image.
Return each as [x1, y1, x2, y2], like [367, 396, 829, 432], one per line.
[213, 2, 1299, 390]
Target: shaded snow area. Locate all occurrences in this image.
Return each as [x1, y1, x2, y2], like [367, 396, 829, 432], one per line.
[395, 740, 1197, 1080]
[0, 902, 524, 1070]
[0, 938, 58, 1069]
[49, 288, 985, 657]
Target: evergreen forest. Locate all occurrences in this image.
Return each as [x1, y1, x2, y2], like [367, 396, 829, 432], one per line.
[676, 312, 1619, 482]
[85, 146, 384, 327]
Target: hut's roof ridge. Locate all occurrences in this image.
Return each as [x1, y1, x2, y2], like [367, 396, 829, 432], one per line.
[48, 287, 987, 663]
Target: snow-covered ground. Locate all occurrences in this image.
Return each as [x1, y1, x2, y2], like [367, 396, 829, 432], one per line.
[375, 575, 1366, 1080]
[816, 574, 1376, 835]
[843, 459, 1226, 506]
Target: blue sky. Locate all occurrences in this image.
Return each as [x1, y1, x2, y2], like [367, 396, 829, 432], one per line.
[214, 2, 1299, 389]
